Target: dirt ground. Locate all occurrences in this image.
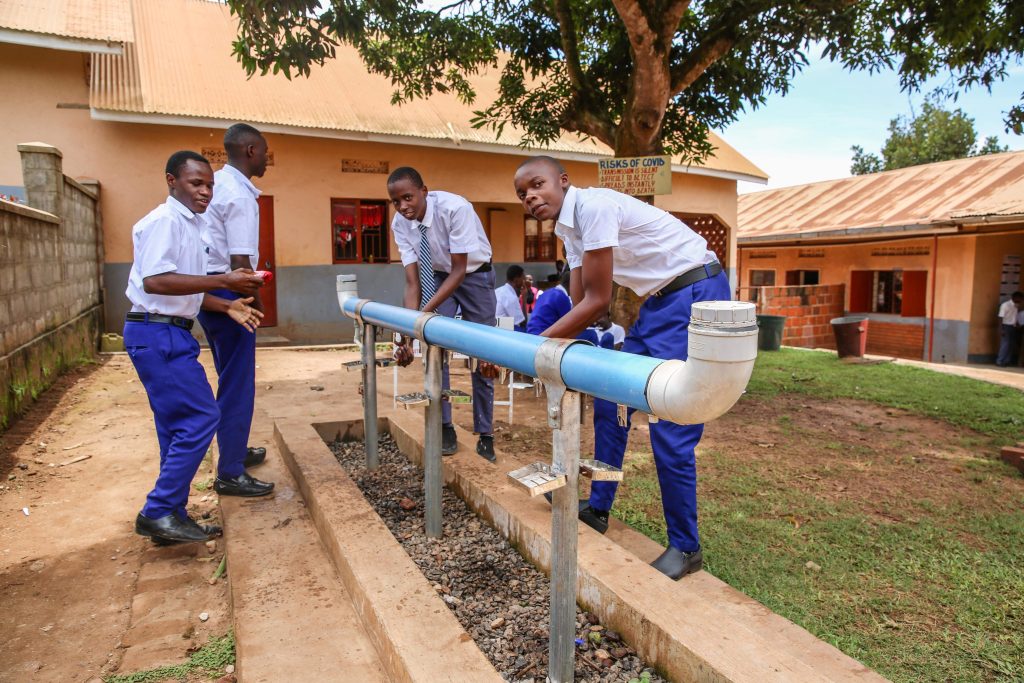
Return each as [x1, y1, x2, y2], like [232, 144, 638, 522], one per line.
[1, 348, 1018, 682]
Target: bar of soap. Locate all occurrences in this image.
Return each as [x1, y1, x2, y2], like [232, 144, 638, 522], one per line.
[255, 270, 274, 283]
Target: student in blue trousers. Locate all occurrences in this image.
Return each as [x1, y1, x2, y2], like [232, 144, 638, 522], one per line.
[126, 151, 266, 545]
[514, 155, 729, 580]
[198, 123, 275, 496]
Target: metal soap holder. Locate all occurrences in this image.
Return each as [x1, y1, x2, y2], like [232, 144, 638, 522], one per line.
[510, 381, 534, 390]
[375, 357, 396, 367]
[343, 357, 395, 372]
[443, 389, 472, 404]
[396, 392, 429, 407]
[507, 462, 566, 497]
[579, 459, 624, 481]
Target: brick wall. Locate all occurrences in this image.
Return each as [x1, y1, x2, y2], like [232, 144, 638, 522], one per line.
[738, 284, 846, 349]
[864, 321, 925, 359]
[0, 143, 102, 429]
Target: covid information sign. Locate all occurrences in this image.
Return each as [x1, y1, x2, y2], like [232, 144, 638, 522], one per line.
[597, 155, 672, 195]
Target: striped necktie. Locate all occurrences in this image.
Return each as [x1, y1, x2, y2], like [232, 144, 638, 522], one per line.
[418, 223, 437, 308]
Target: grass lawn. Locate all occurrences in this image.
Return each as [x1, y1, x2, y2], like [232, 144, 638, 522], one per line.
[612, 349, 1024, 683]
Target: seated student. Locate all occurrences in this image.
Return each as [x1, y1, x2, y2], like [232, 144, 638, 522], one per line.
[387, 167, 499, 462]
[126, 151, 266, 546]
[590, 310, 625, 350]
[495, 264, 527, 331]
[513, 155, 728, 581]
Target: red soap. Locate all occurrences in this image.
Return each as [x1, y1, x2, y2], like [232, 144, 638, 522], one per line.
[255, 270, 274, 283]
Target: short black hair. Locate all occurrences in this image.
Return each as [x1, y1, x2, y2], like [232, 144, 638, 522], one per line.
[165, 150, 210, 177]
[387, 166, 424, 188]
[517, 155, 565, 174]
[224, 123, 264, 157]
[506, 264, 525, 282]
[1013, 291, 1024, 301]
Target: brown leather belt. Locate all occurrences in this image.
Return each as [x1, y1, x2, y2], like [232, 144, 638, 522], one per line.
[653, 262, 723, 297]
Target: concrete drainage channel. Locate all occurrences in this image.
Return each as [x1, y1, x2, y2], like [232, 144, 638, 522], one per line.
[275, 414, 889, 683]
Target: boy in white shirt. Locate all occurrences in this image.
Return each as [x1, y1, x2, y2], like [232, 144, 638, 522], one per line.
[388, 167, 498, 461]
[495, 264, 527, 330]
[996, 292, 1023, 367]
[125, 151, 265, 545]
[513, 155, 728, 580]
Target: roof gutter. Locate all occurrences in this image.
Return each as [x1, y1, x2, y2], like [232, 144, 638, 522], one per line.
[737, 221, 960, 245]
[89, 108, 767, 184]
[0, 27, 123, 54]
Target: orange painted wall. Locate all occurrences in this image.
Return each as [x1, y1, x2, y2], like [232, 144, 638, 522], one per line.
[1, 41, 740, 270]
[738, 235, 977, 323]
[969, 232, 1024, 355]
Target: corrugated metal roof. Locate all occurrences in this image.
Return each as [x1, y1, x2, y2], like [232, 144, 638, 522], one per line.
[737, 151, 1024, 242]
[0, 0, 132, 43]
[89, 0, 766, 181]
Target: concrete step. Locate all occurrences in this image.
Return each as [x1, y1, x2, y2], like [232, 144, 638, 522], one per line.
[220, 413, 389, 683]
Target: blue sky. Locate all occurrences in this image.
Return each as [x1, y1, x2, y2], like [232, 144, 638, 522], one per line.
[721, 51, 1023, 193]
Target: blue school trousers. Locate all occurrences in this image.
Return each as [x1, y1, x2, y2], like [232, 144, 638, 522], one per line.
[197, 288, 257, 479]
[125, 319, 219, 519]
[589, 269, 731, 553]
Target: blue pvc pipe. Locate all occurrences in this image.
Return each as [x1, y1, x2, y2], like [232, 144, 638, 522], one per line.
[345, 297, 657, 412]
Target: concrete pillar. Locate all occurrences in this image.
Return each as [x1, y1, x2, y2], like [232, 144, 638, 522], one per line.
[17, 142, 64, 218]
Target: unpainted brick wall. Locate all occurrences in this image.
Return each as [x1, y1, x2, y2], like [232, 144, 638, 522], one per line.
[864, 321, 926, 359]
[738, 284, 846, 349]
[1, 143, 102, 428]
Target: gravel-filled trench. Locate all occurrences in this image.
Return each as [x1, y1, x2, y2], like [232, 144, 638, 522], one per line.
[330, 434, 666, 683]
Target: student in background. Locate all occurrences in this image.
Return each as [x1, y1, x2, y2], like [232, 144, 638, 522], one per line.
[495, 264, 526, 331]
[997, 291, 1024, 367]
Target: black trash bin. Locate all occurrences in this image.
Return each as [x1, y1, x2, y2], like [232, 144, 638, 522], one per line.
[756, 315, 786, 351]
[830, 316, 869, 358]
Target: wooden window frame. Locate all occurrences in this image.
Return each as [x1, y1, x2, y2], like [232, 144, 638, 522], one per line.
[523, 215, 558, 263]
[849, 269, 927, 317]
[331, 198, 390, 265]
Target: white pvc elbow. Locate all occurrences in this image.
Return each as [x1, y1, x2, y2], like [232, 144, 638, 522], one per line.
[337, 274, 359, 317]
[645, 301, 758, 425]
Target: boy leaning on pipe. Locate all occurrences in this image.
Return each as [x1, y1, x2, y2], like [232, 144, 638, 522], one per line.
[512, 156, 729, 581]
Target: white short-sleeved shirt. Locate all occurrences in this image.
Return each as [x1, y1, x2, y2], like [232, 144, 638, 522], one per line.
[999, 299, 1021, 325]
[126, 196, 207, 318]
[555, 186, 716, 296]
[495, 282, 525, 325]
[202, 164, 261, 273]
[392, 191, 492, 273]
[607, 322, 626, 346]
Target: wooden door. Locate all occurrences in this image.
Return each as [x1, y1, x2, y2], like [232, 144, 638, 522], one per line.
[257, 195, 277, 327]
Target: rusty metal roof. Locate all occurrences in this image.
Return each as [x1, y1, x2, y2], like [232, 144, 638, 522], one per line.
[88, 0, 766, 182]
[0, 0, 132, 45]
[738, 151, 1024, 243]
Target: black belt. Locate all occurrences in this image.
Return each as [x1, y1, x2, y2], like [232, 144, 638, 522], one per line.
[653, 262, 722, 297]
[126, 312, 195, 330]
[434, 261, 492, 277]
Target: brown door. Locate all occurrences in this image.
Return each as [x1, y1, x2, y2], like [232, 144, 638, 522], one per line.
[257, 195, 277, 327]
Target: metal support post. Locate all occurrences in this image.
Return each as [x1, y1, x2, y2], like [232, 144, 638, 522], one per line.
[423, 342, 443, 538]
[361, 322, 379, 469]
[415, 311, 443, 539]
[534, 338, 584, 683]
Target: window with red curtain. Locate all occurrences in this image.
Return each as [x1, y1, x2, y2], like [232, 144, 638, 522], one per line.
[331, 199, 390, 264]
[850, 269, 927, 316]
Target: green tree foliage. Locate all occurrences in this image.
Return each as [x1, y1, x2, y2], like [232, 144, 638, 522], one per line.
[850, 102, 1011, 174]
[226, 0, 1023, 161]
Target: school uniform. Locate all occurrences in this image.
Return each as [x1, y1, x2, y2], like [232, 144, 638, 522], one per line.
[124, 196, 220, 520]
[997, 299, 1021, 367]
[495, 281, 526, 330]
[392, 191, 496, 434]
[197, 164, 260, 479]
[556, 186, 728, 554]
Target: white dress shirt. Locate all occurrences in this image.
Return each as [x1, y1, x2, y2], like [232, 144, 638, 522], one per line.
[392, 191, 492, 273]
[495, 282, 525, 325]
[555, 186, 716, 296]
[202, 164, 261, 273]
[126, 196, 207, 318]
[999, 299, 1021, 325]
[607, 322, 626, 346]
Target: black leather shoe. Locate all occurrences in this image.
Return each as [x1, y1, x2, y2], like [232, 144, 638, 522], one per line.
[244, 446, 267, 468]
[650, 546, 703, 580]
[214, 472, 274, 497]
[476, 435, 496, 462]
[151, 516, 222, 545]
[135, 513, 211, 543]
[441, 424, 458, 456]
[542, 495, 610, 535]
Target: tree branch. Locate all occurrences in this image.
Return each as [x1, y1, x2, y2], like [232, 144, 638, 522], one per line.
[669, 30, 736, 96]
[550, 0, 586, 93]
[660, 0, 691, 49]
